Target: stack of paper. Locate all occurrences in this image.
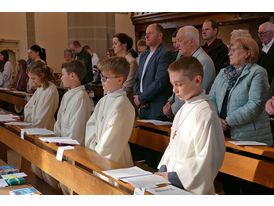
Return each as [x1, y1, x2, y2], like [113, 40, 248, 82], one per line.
[10, 187, 41, 195]
[1, 172, 27, 179]
[102, 166, 152, 179]
[102, 166, 170, 188]
[0, 114, 19, 122]
[11, 91, 27, 95]
[39, 137, 80, 145]
[0, 179, 8, 188]
[137, 119, 172, 126]
[228, 141, 267, 146]
[146, 185, 192, 195]
[5, 122, 32, 126]
[22, 128, 55, 135]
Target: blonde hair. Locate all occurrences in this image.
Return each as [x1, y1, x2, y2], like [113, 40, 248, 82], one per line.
[230, 37, 259, 63]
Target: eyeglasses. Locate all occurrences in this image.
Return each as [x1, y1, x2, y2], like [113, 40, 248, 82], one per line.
[100, 74, 121, 81]
[228, 47, 244, 53]
[258, 31, 271, 36]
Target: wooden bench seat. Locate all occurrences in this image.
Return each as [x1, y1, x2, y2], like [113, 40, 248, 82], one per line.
[130, 119, 274, 189]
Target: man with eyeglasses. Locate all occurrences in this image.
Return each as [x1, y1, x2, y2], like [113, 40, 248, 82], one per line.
[257, 21, 274, 83]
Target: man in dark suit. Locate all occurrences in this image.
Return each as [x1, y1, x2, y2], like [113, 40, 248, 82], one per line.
[134, 23, 172, 120]
[258, 21, 274, 83]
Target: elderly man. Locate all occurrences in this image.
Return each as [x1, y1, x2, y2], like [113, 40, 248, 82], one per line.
[258, 21, 274, 83]
[134, 23, 172, 120]
[69, 40, 93, 87]
[163, 25, 216, 119]
[202, 19, 229, 75]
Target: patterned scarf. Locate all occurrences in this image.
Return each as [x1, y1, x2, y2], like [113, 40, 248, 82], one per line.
[224, 65, 244, 90]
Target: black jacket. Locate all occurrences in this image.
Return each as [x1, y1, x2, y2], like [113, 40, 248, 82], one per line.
[258, 43, 274, 84]
[202, 38, 229, 75]
[75, 48, 93, 84]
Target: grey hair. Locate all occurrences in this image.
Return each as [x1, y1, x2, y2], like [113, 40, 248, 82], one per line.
[231, 29, 252, 38]
[180, 26, 200, 46]
[260, 21, 274, 32]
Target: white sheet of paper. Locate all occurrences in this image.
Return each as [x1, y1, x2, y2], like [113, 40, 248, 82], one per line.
[39, 137, 80, 145]
[23, 128, 55, 135]
[134, 187, 145, 195]
[1, 172, 27, 179]
[5, 122, 32, 126]
[146, 185, 192, 195]
[0, 114, 19, 122]
[121, 174, 170, 188]
[0, 179, 8, 188]
[137, 119, 172, 126]
[11, 91, 27, 95]
[0, 87, 9, 90]
[102, 166, 152, 180]
[228, 141, 267, 146]
[56, 146, 74, 162]
[0, 117, 16, 122]
[20, 129, 25, 139]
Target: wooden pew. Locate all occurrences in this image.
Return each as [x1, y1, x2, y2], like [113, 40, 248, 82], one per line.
[0, 115, 137, 194]
[129, 120, 170, 153]
[0, 88, 27, 107]
[130, 120, 274, 189]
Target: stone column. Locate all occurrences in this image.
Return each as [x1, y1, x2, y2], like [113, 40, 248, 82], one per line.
[67, 12, 115, 60]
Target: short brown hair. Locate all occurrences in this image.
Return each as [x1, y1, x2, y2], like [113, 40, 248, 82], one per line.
[71, 40, 81, 47]
[168, 56, 203, 80]
[137, 39, 146, 47]
[204, 19, 219, 35]
[155, 23, 164, 36]
[230, 37, 259, 63]
[62, 60, 86, 82]
[100, 56, 130, 82]
[27, 61, 54, 89]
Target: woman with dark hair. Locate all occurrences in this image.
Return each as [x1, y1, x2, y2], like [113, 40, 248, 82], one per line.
[0, 50, 13, 88]
[112, 33, 138, 110]
[12, 59, 29, 91]
[29, 44, 47, 63]
[27, 45, 47, 92]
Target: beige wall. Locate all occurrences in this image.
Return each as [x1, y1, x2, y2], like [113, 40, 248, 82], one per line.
[115, 13, 135, 48]
[34, 12, 68, 73]
[0, 12, 28, 60]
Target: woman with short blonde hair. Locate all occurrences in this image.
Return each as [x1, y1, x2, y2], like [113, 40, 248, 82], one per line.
[209, 37, 273, 146]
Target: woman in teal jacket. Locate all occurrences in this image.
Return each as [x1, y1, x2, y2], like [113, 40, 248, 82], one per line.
[209, 37, 273, 146]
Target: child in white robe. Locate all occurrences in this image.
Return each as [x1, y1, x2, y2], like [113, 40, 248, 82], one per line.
[24, 61, 59, 189]
[155, 56, 225, 195]
[85, 56, 135, 167]
[54, 60, 93, 146]
[24, 61, 59, 130]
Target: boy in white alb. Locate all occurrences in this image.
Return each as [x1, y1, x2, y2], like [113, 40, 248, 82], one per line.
[85, 56, 135, 167]
[155, 56, 225, 195]
[54, 60, 93, 146]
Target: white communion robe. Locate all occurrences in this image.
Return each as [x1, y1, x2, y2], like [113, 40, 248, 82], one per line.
[85, 89, 134, 167]
[54, 85, 93, 146]
[24, 82, 59, 130]
[158, 91, 225, 195]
